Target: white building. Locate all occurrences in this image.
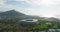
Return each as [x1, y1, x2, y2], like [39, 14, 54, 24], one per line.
[17, 19, 39, 26]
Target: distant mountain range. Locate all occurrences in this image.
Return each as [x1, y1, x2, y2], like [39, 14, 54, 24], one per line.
[0, 10, 40, 19]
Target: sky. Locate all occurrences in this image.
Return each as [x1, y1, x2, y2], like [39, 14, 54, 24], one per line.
[0, 0, 60, 18]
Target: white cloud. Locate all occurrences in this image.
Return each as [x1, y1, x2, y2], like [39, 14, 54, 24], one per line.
[0, 0, 6, 5]
[11, 0, 41, 6]
[0, 5, 16, 11]
[13, 0, 60, 6]
[0, 0, 16, 11]
[0, 0, 60, 17]
[41, 0, 60, 6]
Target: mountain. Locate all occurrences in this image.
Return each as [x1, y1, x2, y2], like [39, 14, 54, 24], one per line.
[0, 10, 41, 20]
[0, 10, 27, 19]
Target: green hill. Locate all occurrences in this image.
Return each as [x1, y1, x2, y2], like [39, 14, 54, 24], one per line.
[0, 10, 27, 19]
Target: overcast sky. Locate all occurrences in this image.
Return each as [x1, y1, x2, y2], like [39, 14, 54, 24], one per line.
[0, 0, 60, 17]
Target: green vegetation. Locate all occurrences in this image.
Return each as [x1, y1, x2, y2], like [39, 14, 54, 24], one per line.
[0, 10, 60, 32]
[0, 18, 60, 32]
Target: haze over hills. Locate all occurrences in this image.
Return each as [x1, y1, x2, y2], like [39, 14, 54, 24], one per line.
[0, 10, 40, 19]
[0, 10, 27, 19]
[0, 9, 59, 20]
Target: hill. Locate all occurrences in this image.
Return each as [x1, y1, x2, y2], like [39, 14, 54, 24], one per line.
[0, 10, 27, 19]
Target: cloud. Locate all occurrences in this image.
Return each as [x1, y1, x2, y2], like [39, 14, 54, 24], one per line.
[8, 0, 41, 6]
[40, 0, 60, 7]
[0, 0, 16, 11]
[0, 0, 6, 5]
[0, 0, 60, 17]
[12, 0, 60, 6]
[0, 5, 16, 11]
[7, 0, 60, 17]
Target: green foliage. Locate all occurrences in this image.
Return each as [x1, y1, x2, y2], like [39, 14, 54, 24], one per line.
[0, 10, 60, 31]
[33, 23, 48, 29]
